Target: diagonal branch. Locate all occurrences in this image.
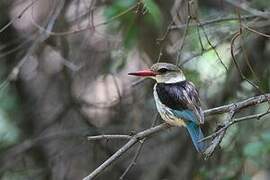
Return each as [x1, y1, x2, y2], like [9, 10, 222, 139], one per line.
[118, 114, 159, 179]
[83, 123, 169, 180]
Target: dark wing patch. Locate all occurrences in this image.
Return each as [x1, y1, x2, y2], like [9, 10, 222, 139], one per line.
[156, 81, 188, 110]
[183, 82, 204, 124]
[156, 81, 204, 124]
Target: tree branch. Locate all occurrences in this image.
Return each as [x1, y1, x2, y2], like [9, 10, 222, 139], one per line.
[204, 93, 270, 116]
[119, 114, 159, 179]
[200, 111, 270, 143]
[119, 139, 145, 180]
[83, 93, 270, 180]
[83, 124, 169, 180]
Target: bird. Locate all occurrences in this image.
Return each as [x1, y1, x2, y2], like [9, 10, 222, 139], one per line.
[128, 63, 207, 153]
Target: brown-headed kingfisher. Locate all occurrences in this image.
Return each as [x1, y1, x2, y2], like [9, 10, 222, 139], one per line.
[128, 63, 206, 153]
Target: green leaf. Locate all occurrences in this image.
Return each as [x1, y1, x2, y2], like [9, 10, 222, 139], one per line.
[143, 0, 162, 27]
[104, 0, 135, 19]
[123, 17, 138, 49]
[104, 0, 138, 49]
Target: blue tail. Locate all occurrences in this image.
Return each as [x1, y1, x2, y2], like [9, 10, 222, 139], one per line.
[186, 122, 206, 153]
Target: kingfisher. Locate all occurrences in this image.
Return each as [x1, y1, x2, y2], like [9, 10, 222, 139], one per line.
[128, 63, 207, 153]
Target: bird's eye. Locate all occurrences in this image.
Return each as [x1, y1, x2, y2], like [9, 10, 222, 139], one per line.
[157, 68, 168, 74]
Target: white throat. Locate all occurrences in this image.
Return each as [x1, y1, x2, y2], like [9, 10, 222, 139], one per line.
[155, 73, 186, 83]
[164, 76, 185, 83]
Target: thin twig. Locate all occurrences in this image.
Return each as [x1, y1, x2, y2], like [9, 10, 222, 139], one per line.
[0, 0, 65, 91]
[156, 20, 174, 42]
[0, 0, 41, 33]
[156, 20, 174, 63]
[242, 24, 270, 38]
[87, 135, 132, 141]
[119, 114, 158, 179]
[230, 31, 261, 91]
[83, 123, 169, 180]
[200, 111, 270, 142]
[197, 20, 228, 72]
[169, 15, 260, 30]
[204, 93, 270, 116]
[176, 16, 191, 65]
[175, 0, 193, 66]
[180, 32, 234, 66]
[30, 2, 138, 36]
[119, 139, 145, 180]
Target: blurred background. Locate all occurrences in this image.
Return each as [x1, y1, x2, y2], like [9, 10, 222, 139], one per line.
[0, 0, 270, 179]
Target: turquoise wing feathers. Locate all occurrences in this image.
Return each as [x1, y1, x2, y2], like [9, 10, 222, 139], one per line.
[172, 109, 206, 153]
[186, 121, 206, 153]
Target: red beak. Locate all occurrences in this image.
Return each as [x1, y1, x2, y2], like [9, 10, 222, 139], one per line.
[128, 69, 157, 77]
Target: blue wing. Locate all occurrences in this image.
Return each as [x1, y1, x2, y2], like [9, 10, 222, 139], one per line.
[172, 109, 206, 153]
[172, 109, 197, 124]
[186, 121, 206, 153]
